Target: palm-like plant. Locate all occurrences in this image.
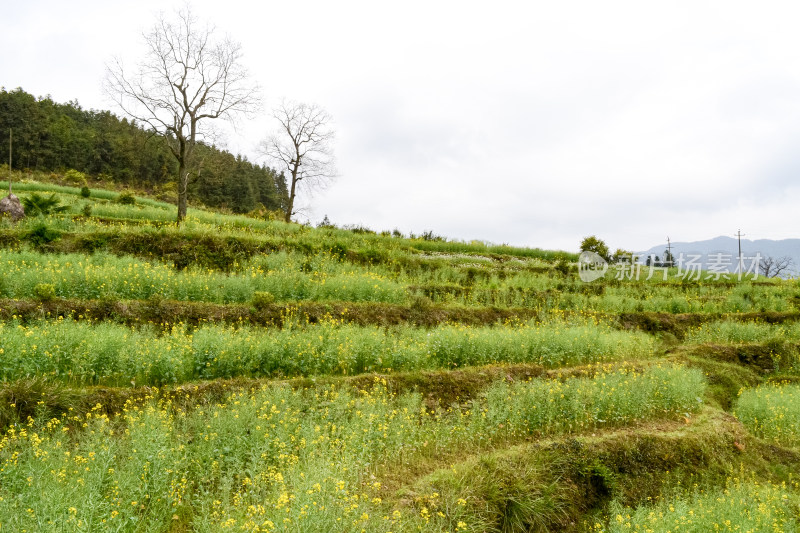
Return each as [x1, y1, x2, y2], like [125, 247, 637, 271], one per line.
[22, 193, 69, 216]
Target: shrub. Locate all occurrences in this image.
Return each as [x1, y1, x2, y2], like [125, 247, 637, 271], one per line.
[82, 203, 92, 217]
[251, 291, 276, 310]
[64, 169, 87, 187]
[80, 186, 90, 198]
[410, 294, 433, 311]
[21, 193, 68, 216]
[554, 259, 573, 276]
[612, 248, 635, 263]
[356, 248, 388, 265]
[421, 229, 444, 241]
[116, 191, 136, 205]
[24, 223, 62, 246]
[264, 209, 285, 221]
[154, 181, 178, 203]
[33, 283, 57, 302]
[344, 224, 375, 235]
[330, 242, 348, 261]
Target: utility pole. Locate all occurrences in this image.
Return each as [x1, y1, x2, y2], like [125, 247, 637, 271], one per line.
[666, 236, 673, 267]
[735, 229, 745, 273]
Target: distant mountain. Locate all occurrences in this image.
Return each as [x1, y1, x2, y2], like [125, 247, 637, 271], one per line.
[637, 236, 800, 278]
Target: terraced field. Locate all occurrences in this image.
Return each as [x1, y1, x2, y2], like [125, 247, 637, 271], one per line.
[1, 178, 799, 532]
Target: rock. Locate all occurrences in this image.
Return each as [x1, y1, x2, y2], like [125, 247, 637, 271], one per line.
[0, 193, 25, 221]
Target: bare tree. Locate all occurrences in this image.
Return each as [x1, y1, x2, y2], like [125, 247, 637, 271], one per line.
[261, 101, 336, 223]
[758, 255, 794, 278]
[104, 6, 259, 223]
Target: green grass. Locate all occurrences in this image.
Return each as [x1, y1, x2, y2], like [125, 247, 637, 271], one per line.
[0, 317, 655, 386]
[0, 365, 704, 532]
[481, 364, 705, 434]
[735, 382, 800, 448]
[3, 176, 800, 531]
[574, 283, 797, 314]
[0, 249, 408, 305]
[1, 243, 793, 313]
[3, 178, 180, 208]
[683, 321, 800, 375]
[686, 320, 800, 344]
[592, 477, 800, 532]
[4, 177, 574, 262]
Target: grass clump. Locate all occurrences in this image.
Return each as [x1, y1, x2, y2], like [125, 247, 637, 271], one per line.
[592, 477, 800, 532]
[23, 223, 61, 247]
[735, 382, 800, 448]
[116, 191, 136, 205]
[32, 283, 57, 302]
[251, 290, 275, 311]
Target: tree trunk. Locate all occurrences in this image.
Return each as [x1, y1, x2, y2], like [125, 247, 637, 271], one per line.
[176, 133, 192, 225]
[177, 160, 188, 224]
[284, 166, 298, 223]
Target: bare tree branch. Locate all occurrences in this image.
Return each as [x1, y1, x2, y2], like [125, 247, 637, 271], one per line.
[758, 255, 794, 278]
[103, 5, 260, 223]
[260, 100, 337, 223]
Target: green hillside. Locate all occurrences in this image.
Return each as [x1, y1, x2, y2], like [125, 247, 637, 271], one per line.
[1, 177, 799, 532]
[0, 88, 288, 215]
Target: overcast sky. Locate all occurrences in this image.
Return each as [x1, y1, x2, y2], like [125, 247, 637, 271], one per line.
[3, 1, 800, 252]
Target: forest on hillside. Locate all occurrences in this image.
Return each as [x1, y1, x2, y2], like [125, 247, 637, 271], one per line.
[0, 87, 289, 214]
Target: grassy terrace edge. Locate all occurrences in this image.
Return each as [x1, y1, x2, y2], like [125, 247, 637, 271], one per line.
[1, 179, 576, 263]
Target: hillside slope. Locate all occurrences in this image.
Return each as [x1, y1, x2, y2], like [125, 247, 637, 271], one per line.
[0, 178, 799, 532]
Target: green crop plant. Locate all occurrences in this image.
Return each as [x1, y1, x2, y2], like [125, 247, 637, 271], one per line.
[735, 382, 800, 447]
[0, 365, 704, 532]
[0, 317, 655, 386]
